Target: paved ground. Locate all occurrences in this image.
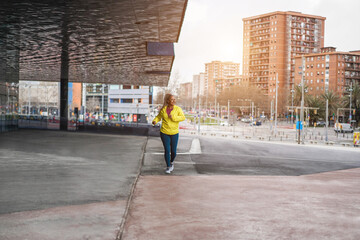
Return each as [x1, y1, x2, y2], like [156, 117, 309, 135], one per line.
[0, 129, 146, 240]
[122, 135, 360, 240]
[1, 130, 360, 239]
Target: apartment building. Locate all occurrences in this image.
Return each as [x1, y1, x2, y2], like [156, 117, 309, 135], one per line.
[214, 75, 243, 94]
[179, 82, 192, 100]
[192, 73, 206, 98]
[294, 47, 360, 97]
[242, 11, 326, 111]
[205, 61, 240, 98]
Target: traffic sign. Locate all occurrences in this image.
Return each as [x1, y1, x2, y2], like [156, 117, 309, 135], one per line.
[296, 121, 303, 130]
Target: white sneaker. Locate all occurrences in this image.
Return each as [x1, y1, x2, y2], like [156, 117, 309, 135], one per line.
[165, 167, 171, 174]
[169, 163, 174, 172]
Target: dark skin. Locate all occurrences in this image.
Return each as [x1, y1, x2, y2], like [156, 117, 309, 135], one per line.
[152, 96, 176, 125]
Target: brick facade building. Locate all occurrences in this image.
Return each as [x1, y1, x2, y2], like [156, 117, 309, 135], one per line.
[294, 47, 360, 97]
[242, 11, 326, 112]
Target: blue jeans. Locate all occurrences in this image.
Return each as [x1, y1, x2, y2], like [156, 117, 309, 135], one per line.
[160, 132, 179, 167]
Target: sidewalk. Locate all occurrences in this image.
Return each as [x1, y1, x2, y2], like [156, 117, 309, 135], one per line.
[0, 129, 147, 240]
[121, 136, 360, 240]
[1, 130, 359, 239]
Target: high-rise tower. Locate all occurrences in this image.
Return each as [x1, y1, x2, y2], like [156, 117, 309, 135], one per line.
[242, 11, 326, 112]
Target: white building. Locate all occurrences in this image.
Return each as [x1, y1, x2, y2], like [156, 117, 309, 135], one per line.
[107, 84, 152, 123]
[192, 73, 206, 98]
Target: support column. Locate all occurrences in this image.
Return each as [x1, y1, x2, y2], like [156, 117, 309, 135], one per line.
[60, 14, 69, 131]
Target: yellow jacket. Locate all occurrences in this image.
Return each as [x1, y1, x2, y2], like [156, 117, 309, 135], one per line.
[153, 105, 186, 135]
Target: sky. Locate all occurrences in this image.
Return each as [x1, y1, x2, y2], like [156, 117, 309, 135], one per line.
[169, 0, 360, 85]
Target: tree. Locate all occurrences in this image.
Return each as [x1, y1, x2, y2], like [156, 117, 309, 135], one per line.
[154, 70, 181, 105]
[217, 84, 269, 116]
[86, 97, 100, 113]
[291, 84, 310, 107]
[321, 91, 341, 122]
[306, 95, 324, 125]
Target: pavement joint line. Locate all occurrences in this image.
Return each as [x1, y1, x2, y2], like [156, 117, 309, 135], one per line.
[150, 152, 192, 155]
[197, 152, 360, 163]
[116, 136, 148, 240]
[183, 133, 360, 152]
[170, 161, 196, 165]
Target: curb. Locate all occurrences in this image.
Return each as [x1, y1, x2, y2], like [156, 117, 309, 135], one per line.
[116, 136, 148, 240]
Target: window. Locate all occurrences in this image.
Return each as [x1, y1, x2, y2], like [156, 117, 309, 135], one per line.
[121, 99, 133, 103]
[110, 98, 120, 103]
[133, 85, 140, 89]
[123, 85, 131, 89]
[110, 85, 119, 90]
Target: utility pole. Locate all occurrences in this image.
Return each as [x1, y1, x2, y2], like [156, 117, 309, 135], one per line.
[214, 89, 217, 120]
[349, 82, 353, 126]
[325, 99, 328, 142]
[275, 73, 278, 134]
[299, 57, 305, 144]
[291, 89, 295, 124]
[198, 94, 201, 134]
[227, 99, 230, 122]
[101, 84, 104, 118]
[270, 100, 273, 131]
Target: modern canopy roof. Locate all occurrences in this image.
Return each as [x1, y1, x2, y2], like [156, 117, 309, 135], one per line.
[0, 0, 188, 86]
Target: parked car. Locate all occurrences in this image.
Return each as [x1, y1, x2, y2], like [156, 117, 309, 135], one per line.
[220, 121, 234, 126]
[250, 120, 262, 126]
[316, 121, 326, 127]
[334, 123, 353, 133]
[241, 118, 251, 123]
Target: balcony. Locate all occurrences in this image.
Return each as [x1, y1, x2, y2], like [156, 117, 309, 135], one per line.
[345, 67, 360, 71]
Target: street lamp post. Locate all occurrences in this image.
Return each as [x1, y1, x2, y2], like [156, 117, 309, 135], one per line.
[101, 84, 104, 118]
[291, 89, 295, 124]
[28, 84, 31, 116]
[274, 73, 278, 134]
[349, 82, 353, 126]
[299, 57, 305, 144]
[325, 99, 328, 142]
[227, 99, 230, 122]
